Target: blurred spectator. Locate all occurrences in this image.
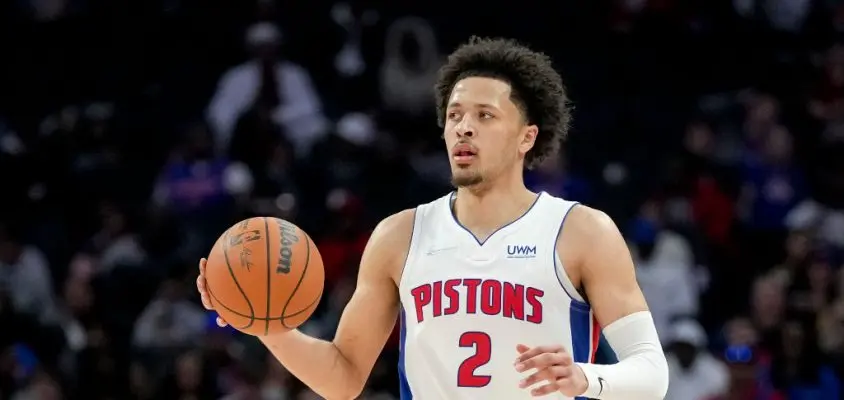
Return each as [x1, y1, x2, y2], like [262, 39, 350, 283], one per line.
[628, 200, 699, 341]
[733, 0, 813, 32]
[331, 2, 376, 80]
[260, 353, 294, 400]
[316, 188, 369, 292]
[761, 319, 841, 399]
[0, 224, 57, 324]
[525, 152, 593, 204]
[10, 369, 62, 400]
[750, 276, 786, 338]
[157, 350, 219, 399]
[739, 125, 806, 230]
[667, 120, 737, 245]
[152, 122, 252, 256]
[721, 317, 763, 400]
[665, 319, 729, 400]
[132, 279, 206, 352]
[53, 273, 95, 378]
[377, 16, 441, 147]
[786, 199, 844, 248]
[738, 125, 807, 271]
[71, 202, 147, 276]
[16, 0, 82, 21]
[379, 16, 440, 119]
[808, 44, 844, 124]
[768, 229, 813, 287]
[207, 22, 328, 156]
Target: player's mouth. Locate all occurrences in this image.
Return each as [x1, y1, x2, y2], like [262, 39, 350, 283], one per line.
[452, 143, 477, 165]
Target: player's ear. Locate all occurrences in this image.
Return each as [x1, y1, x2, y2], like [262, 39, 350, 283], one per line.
[519, 124, 538, 154]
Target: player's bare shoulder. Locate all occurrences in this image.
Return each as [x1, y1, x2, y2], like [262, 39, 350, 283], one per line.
[561, 205, 619, 243]
[556, 205, 626, 285]
[361, 208, 416, 285]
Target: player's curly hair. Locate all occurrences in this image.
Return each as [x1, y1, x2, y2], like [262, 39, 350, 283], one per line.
[434, 36, 572, 169]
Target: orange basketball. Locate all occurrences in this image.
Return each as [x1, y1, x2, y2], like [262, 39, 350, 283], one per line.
[204, 217, 324, 336]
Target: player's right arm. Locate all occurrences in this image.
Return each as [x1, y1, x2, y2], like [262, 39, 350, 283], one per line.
[197, 209, 414, 400]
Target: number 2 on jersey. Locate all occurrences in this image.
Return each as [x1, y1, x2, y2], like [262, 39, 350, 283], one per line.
[457, 331, 492, 387]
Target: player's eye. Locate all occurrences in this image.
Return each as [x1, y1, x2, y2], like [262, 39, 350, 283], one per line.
[447, 111, 461, 120]
[479, 112, 493, 119]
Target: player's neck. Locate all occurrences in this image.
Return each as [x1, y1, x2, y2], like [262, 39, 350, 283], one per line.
[453, 180, 537, 239]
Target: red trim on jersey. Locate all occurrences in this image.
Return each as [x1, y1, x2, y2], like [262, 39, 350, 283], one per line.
[589, 315, 600, 363]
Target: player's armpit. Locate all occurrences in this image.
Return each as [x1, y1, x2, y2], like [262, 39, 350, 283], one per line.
[260, 209, 414, 400]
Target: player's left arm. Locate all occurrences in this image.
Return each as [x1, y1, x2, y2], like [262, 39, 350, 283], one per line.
[516, 206, 669, 399]
[573, 206, 668, 399]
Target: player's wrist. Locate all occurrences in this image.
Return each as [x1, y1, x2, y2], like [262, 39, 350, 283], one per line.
[258, 329, 297, 345]
[574, 363, 603, 398]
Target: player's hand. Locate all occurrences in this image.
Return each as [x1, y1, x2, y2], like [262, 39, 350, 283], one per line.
[197, 258, 228, 328]
[514, 344, 588, 397]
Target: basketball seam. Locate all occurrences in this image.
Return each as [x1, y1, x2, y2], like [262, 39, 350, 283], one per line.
[222, 228, 257, 330]
[207, 285, 321, 320]
[263, 217, 272, 336]
[279, 226, 311, 329]
[287, 287, 323, 317]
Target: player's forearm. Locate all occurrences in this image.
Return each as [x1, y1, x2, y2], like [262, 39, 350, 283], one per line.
[260, 330, 365, 400]
[576, 311, 668, 400]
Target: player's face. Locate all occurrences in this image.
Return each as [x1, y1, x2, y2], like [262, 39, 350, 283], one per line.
[443, 77, 538, 188]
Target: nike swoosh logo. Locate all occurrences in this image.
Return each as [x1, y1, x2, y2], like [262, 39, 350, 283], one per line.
[598, 377, 606, 395]
[425, 247, 457, 255]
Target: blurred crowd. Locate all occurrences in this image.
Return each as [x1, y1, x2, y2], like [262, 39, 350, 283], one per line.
[1, 0, 844, 399]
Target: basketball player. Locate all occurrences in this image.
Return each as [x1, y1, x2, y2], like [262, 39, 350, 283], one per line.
[197, 37, 669, 399]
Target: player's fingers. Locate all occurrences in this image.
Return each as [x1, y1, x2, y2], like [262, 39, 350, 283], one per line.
[556, 350, 573, 366]
[199, 258, 207, 274]
[519, 365, 571, 389]
[516, 352, 565, 372]
[515, 344, 550, 362]
[518, 366, 554, 388]
[515, 346, 543, 364]
[200, 293, 213, 310]
[530, 382, 561, 397]
[196, 274, 214, 310]
[515, 344, 564, 362]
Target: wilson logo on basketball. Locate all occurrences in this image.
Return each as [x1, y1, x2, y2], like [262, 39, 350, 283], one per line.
[277, 221, 299, 274]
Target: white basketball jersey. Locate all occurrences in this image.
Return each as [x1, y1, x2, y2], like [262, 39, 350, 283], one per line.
[397, 192, 599, 400]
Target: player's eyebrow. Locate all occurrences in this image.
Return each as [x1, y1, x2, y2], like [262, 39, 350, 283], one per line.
[447, 102, 499, 110]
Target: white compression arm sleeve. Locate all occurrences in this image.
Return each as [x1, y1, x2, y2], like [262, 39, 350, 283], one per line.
[576, 311, 668, 400]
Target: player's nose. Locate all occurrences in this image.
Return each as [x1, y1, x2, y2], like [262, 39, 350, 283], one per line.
[456, 127, 475, 138]
[453, 116, 476, 138]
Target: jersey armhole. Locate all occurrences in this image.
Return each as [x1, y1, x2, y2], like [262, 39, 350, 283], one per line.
[552, 202, 590, 309]
[397, 207, 420, 290]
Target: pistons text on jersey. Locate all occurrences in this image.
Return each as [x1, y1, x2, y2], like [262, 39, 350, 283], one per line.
[409, 279, 544, 324]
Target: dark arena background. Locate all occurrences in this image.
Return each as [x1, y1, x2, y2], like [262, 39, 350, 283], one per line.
[1, 1, 843, 399]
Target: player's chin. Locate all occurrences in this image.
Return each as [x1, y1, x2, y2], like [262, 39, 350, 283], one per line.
[450, 169, 483, 188]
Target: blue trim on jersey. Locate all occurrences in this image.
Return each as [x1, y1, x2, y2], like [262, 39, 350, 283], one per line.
[552, 202, 590, 308]
[448, 191, 545, 246]
[570, 304, 591, 400]
[398, 308, 413, 399]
